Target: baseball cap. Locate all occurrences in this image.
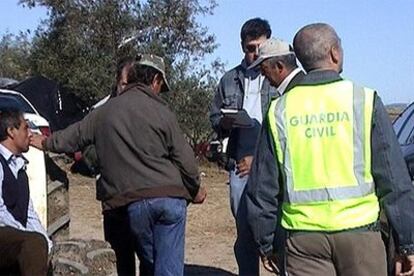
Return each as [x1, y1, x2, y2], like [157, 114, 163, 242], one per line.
[136, 54, 171, 92]
[248, 38, 294, 69]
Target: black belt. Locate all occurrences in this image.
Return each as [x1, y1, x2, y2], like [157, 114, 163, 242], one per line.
[288, 220, 380, 237]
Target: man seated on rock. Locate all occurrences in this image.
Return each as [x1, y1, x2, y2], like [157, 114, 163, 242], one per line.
[0, 107, 52, 276]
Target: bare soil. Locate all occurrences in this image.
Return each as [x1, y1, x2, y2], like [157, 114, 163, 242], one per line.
[67, 165, 272, 275]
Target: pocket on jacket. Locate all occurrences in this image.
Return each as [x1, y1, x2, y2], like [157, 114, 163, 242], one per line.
[222, 94, 238, 108]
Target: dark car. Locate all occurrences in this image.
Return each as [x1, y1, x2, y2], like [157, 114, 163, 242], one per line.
[393, 103, 414, 179]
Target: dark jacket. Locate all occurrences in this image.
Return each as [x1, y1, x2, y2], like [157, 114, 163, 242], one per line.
[246, 70, 414, 256]
[44, 83, 200, 210]
[209, 60, 278, 162]
[283, 70, 305, 93]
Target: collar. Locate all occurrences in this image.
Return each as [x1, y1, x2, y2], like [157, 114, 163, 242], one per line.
[299, 70, 342, 85]
[0, 143, 28, 166]
[277, 68, 302, 95]
[121, 83, 168, 106]
[241, 59, 261, 79]
[0, 143, 13, 162]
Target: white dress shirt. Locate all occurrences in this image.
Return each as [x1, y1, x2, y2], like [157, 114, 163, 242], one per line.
[0, 143, 52, 252]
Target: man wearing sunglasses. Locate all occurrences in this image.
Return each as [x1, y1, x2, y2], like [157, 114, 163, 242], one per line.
[209, 17, 277, 275]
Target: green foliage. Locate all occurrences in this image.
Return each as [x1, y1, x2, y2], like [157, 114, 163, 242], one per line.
[165, 60, 220, 149]
[12, 0, 222, 148]
[22, 0, 142, 102]
[0, 32, 32, 80]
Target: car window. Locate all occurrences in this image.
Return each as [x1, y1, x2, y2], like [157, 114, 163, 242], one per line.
[395, 105, 414, 145]
[394, 104, 414, 135]
[0, 94, 35, 114]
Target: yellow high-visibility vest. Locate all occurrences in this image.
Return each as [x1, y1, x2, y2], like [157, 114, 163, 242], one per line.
[268, 79, 379, 231]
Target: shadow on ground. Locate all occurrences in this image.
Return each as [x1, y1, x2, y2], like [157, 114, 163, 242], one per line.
[184, 264, 236, 275]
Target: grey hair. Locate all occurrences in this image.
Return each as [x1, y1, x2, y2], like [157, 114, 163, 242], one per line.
[293, 23, 341, 71]
[265, 53, 298, 70]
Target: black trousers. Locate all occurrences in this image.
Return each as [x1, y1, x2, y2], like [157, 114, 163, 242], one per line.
[0, 227, 48, 276]
[103, 206, 136, 276]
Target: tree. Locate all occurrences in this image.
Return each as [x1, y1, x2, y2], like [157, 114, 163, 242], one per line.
[19, 0, 218, 102]
[0, 32, 32, 80]
[167, 65, 215, 149]
[17, 0, 222, 151]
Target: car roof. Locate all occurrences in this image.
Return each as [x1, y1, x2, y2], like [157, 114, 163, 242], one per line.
[0, 94, 25, 110]
[0, 88, 50, 128]
[0, 88, 39, 115]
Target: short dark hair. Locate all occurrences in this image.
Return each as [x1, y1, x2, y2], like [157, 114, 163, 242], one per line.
[0, 107, 23, 141]
[110, 57, 135, 97]
[116, 57, 135, 84]
[240, 18, 271, 43]
[127, 63, 160, 87]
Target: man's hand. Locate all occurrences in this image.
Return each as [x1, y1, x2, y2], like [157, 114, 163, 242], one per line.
[30, 134, 47, 150]
[236, 155, 253, 177]
[192, 186, 207, 204]
[396, 254, 414, 275]
[261, 254, 279, 274]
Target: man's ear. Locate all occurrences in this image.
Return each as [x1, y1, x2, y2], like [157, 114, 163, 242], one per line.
[6, 127, 15, 139]
[152, 73, 162, 86]
[276, 61, 284, 72]
[157, 74, 165, 86]
[330, 45, 340, 65]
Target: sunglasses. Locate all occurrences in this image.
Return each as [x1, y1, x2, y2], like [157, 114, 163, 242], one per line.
[245, 44, 259, 53]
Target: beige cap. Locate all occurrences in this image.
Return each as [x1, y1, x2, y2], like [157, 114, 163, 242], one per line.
[248, 38, 294, 69]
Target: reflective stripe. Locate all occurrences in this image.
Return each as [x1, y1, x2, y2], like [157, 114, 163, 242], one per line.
[364, 89, 374, 182]
[284, 181, 374, 203]
[272, 81, 374, 204]
[353, 83, 366, 193]
[272, 96, 291, 202]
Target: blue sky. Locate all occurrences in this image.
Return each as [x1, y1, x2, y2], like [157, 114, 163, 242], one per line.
[1, 0, 413, 104]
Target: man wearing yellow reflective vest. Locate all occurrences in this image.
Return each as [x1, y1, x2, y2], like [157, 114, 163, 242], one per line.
[246, 23, 414, 276]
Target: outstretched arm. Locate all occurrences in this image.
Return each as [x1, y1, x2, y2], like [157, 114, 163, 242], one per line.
[30, 110, 98, 153]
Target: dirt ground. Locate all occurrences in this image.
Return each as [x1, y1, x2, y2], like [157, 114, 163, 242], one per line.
[67, 164, 273, 275]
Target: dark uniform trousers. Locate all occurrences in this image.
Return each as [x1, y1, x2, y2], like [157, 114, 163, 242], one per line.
[0, 226, 48, 276]
[103, 206, 136, 276]
[285, 230, 387, 276]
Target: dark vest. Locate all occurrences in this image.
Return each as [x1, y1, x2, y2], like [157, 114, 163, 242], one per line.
[0, 154, 29, 227]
